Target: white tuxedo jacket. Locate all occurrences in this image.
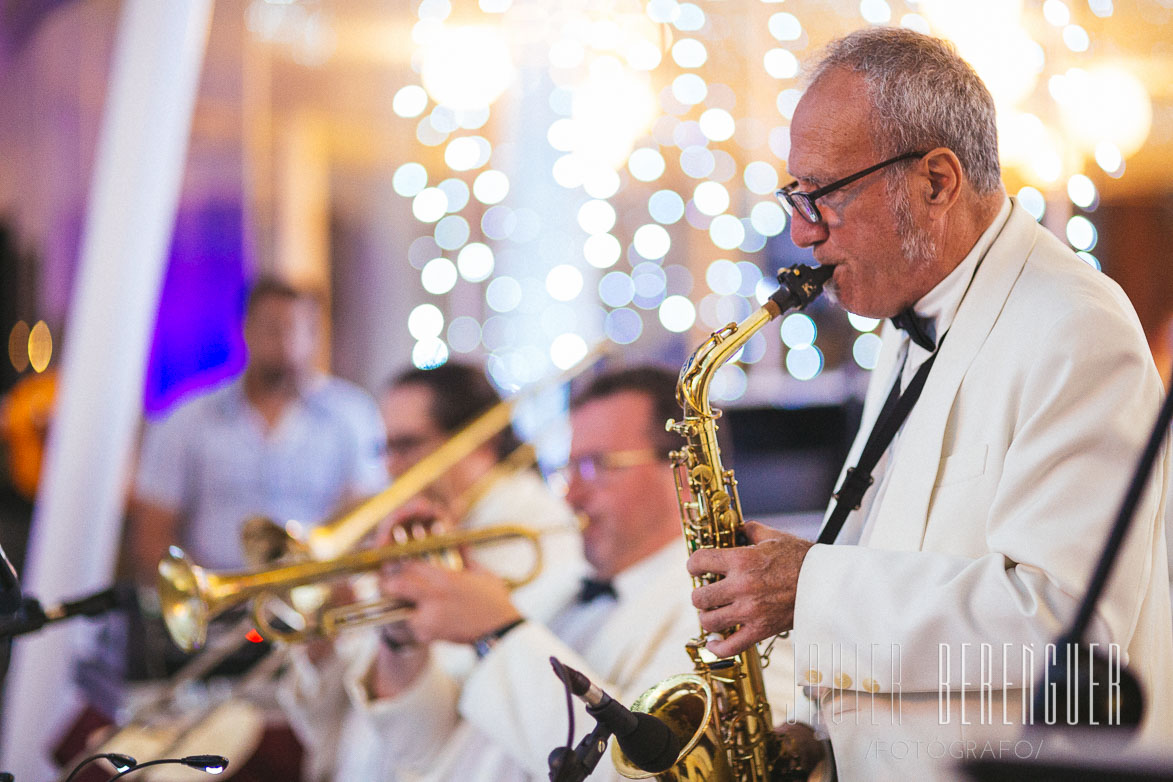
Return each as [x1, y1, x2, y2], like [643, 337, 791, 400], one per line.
[317, 543, 803, 781]
[793, 200, 1173, 780]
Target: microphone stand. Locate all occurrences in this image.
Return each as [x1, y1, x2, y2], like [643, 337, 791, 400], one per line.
[548, 722, 613, 782]
[1031, 381, 1173, 726]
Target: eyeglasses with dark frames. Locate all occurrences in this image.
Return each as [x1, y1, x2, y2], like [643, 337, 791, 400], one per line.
[775, 150, 929, 224]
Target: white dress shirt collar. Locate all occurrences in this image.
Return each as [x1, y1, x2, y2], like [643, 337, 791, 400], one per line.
[911, 196, 1012, 344]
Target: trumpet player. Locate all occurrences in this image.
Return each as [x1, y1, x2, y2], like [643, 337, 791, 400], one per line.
[279, 360, 587, 780]
[283, 366, 796, 781]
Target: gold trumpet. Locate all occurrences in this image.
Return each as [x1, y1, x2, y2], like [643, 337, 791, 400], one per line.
[157, 346, 607, 652]
[238, 344, 612, 569]
[158, 523, 544, 652]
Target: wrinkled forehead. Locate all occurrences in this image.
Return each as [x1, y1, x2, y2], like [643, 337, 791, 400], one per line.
[788, 68, 877, 180]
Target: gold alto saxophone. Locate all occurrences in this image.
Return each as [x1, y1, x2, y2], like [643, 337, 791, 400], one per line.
[612, 263, 832, 782]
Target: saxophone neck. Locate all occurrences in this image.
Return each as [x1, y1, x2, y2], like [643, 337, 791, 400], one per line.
[676, 264, 830, 418]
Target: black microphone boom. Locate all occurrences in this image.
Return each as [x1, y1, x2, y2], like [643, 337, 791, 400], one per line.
[0, 584, 134, 639]
[549, 657, 683, 774]
[0, 542, 21, 616]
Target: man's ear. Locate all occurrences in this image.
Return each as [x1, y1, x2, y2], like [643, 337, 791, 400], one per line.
[921, 147, 964, 215]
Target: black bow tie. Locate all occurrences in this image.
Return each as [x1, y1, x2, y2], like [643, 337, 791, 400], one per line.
[891, 308, 937, 352]
[577, 577, 617, 604]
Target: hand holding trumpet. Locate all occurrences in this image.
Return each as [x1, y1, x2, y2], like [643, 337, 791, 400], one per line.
[374, 498, 522, 646]
[367, 501, 522, 698]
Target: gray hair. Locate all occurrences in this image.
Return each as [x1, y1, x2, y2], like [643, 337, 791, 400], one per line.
[808, 27, 1002, 195]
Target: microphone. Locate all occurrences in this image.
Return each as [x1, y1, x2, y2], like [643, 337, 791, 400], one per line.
[64, 752, 137, 782]
[0, 542, 20, 615]
[549, 657, 683, 774]
[108, 754, 228, 779]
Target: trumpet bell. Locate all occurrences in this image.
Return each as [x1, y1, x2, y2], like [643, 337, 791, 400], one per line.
[612, 673, 730, 780]
[158, 547, 213, 653]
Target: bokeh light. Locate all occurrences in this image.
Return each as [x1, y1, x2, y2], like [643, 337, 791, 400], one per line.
[584, 233, 622, 268]
[709, 214, 745, 250]
[1067, 174, 1097, 209]
[853, 333, 883, 370]
[780, 313, 816, 349]
[1066, 215, 1097, 251]
[744, 162, 779, 195]
[659, 295, 696, 332]
[447, 316, 482, 353]
[486, 276, 522, 312]
[547, 264, 584, 301]
[578, 199, 617, 234]
[437, 178, 469, 213]
[550, 333, 589, 369]
[393, 85, 429, 118]
[412, 187, 448, 222]
[693, 181, 730, 216]
[633, 224, 671, 259]
[473, 170, 510, 204]
[629, 148, 667, 182]
[393, 163, 428, 197]
[419, 25, 514, 111]
[434, 215, 470, 250]
[706, 259, 740, 296]
[412, 338, 450, 369]
[421, 257, 458, 295]
[649, 190, 686, 224]
[786, 345, 824, 381]
[1016, 186, 1046, 221]
[457, 242, 494, 281]
[604, 307, 643, 344]
[599, 271, 636, 308]
[8, 321, 29, 372]
[408, 303, 445, 340]
[847, 313, 881, 332]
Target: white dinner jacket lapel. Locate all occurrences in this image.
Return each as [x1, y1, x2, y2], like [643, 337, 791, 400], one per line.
[579, 556, 694, 692]
[826, 201, 1040, 552]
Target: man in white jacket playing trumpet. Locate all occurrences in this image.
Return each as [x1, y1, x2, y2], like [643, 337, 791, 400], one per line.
[282, 366, 804, 781]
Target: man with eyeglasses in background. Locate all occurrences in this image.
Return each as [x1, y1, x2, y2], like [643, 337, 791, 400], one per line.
[280, 360, 586, 781]
[376, 361, 585, 627]
[284, 365, 804, 781]
[687, 27, 1173, 781]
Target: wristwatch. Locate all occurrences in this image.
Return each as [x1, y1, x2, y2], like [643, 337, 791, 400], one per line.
[473, 617, 525, 659]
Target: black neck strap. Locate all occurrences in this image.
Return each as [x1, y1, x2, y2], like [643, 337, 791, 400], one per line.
[817, 336, 945, 546]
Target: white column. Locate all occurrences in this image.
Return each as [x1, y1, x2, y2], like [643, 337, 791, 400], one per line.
[0, 1, 212, 778]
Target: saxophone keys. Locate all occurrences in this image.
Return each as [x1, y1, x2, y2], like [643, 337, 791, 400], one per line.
[691, 464, 715, 486]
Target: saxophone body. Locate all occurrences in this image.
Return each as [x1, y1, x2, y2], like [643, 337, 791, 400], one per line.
[613, 264, 831, 781]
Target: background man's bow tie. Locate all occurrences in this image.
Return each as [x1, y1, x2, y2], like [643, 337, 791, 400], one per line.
[576, 577, 617, 604]
[891, 308, 937, 352]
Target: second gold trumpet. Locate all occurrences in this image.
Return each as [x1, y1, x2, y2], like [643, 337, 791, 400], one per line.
[158, 523, 543, 652]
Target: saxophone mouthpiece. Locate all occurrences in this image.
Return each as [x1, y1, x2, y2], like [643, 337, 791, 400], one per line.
[771, 264, 833, 313]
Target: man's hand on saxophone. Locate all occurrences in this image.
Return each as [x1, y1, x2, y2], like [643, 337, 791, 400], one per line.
[687, 521, 814, 659]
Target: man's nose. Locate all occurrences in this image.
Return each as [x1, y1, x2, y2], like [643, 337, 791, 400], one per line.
[788, 213, 828, 248]
[565, 473, 589, 510]
[387, 455, 410, 478]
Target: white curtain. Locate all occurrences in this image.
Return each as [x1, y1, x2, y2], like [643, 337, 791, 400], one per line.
[0, 0, 213, 778]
